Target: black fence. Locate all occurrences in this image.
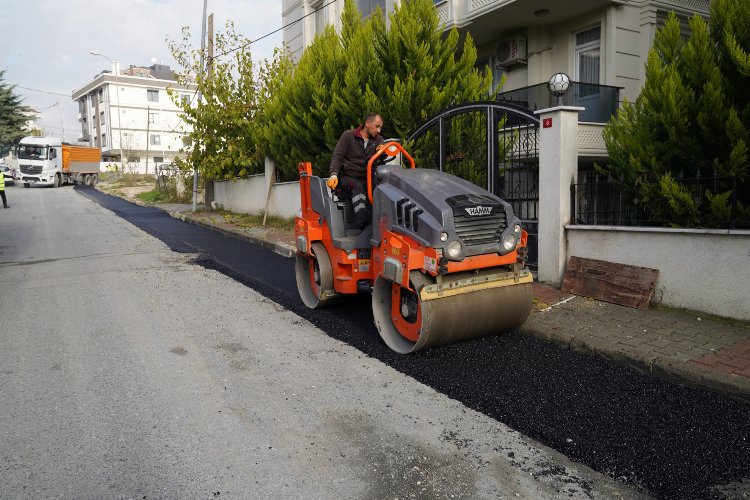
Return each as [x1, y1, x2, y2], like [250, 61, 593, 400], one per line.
[571, 172, 747, 230]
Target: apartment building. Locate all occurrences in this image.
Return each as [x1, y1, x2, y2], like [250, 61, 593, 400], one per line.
[71, 63, 197, 173]
[282, 0, 709, 123]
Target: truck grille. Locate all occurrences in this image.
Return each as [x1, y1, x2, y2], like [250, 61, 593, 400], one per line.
[20, 164, 42, 174]
[454, 212, 507, 245]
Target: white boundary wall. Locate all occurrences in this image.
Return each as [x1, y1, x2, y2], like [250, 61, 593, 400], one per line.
[567, 226, 750, 321]
[213, 176, 301, 219]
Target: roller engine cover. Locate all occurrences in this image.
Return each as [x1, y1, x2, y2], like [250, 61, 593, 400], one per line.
[372, 168, 522, 258]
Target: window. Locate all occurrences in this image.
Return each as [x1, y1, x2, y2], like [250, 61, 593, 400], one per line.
[147, 89, 159, 102]
[153, 156, 164, 163]
[100, 111, 105, 125]
[128, 156, 141, 163]
[150, 134, 161, 145]
[357, 0, 385, 19]
[102, 134, 107, 147]
[575, 26, 600, 98]
[149, 112, 159, 124]
[181, 94, 191, 105]
[98, 89, 104, 103]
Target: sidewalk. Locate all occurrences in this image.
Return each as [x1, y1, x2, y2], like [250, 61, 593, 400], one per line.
[107, 189, 750, 404]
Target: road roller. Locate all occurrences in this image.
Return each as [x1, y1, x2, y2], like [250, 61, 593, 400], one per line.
[294, 142, 533, 354]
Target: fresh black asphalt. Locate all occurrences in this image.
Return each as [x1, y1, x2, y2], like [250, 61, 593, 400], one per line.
[78, 186, 750, 499]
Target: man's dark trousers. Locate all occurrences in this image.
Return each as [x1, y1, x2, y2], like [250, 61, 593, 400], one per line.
[341, 176, 369, 227]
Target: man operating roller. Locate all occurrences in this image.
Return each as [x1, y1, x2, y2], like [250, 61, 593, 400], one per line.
[327, 112, 384, 228]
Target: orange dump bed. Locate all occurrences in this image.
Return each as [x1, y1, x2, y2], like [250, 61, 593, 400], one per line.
[62, 145, 101, 174]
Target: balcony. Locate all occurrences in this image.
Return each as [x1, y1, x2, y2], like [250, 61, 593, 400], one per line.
[497, 81, 621, 123]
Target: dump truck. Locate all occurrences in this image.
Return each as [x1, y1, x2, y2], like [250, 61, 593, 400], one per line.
[15, 136, 101, 188]
[295, 142, 533, 354]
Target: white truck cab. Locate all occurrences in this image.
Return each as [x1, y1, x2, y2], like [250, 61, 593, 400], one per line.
[16, 137, 63, 187]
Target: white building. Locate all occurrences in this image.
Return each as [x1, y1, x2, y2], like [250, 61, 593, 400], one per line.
[72, 63, 197, 174]
[283, 0, 709, 123]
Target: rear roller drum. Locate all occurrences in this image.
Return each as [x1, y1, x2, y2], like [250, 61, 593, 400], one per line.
[295, 242, 337, 308]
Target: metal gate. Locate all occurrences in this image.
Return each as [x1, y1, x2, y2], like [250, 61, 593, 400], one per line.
[408, 102, 540, 270]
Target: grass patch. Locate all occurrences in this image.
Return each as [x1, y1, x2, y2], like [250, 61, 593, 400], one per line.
[102, 173, 155, 188]
[215, 210, 295, 231]
[136, 189, 172, 203]
[652, 303, 750, 329]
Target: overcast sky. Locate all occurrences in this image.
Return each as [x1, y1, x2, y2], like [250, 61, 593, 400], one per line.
[1, 0, 283, 143]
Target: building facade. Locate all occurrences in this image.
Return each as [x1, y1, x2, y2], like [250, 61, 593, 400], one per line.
[282, 0, 709, 122]
[72, 63, 197, 174]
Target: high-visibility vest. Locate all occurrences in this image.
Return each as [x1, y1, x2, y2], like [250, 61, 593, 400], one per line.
[0, 172, 5, 191]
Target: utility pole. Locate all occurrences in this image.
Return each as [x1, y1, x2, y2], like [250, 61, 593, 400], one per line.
[204, 12, 215, 209]
[208, 14, 214, 81]
[145, 106, 150, 175]
[57, 100, 65, 141]
[193, 0, 208, 212]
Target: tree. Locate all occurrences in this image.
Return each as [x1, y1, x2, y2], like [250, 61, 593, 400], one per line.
[259, 0, 493, 178]
[167, 22, 269, 180]
[600, 4, 749, 228]
[0, 70, 27, 157]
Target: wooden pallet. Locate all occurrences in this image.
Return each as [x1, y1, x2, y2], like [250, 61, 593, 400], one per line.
[561, 256, 659, 310]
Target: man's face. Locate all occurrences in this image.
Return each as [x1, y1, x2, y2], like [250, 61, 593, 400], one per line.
[365, 115, 383, 137]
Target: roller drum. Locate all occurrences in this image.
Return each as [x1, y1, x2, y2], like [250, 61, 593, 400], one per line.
[373, 270, 533, 354]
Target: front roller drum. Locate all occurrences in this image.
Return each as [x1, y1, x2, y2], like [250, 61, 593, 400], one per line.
[373, 271, 533, 354]
[295, 242, 337, 308]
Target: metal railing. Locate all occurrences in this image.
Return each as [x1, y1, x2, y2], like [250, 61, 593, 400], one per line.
[497, 82, 622, 123]
[571, 172, 746, 230]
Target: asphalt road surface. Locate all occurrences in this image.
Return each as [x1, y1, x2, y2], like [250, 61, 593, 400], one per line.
[2, 184, 749, 499]
[0, 185, 649, 499]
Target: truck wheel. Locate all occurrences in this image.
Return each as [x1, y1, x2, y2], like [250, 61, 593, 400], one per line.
[83, 174, 91, 186]
[90, 174, 98, 186]
[51, 174, 59, 188]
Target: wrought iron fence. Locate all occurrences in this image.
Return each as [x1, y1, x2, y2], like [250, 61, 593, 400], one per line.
[571, 172, 747, 229]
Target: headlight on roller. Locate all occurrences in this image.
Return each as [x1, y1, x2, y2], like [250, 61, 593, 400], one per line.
[446, 240, 462, 259]
[502, 233, 517, 252]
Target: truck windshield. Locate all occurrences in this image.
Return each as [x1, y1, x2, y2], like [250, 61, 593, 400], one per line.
[17, 145, 49, 160]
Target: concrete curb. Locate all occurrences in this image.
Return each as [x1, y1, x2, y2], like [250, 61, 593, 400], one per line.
[521, 323, 750, 404]
[169, 211, 295, 259]
[93, 186, 296, 259]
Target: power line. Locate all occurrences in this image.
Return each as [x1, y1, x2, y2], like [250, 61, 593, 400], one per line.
[13, 85, 70, 97]
[216, 0, 338, 58]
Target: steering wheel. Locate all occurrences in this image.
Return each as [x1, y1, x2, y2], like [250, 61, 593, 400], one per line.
[374, 143, 401, 165]
[367, 142, 416, 204]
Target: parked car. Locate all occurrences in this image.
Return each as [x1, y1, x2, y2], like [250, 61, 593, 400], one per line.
[1, 164, 15, 185]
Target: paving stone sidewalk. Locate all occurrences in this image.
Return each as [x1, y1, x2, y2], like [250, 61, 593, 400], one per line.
[104, 191, 750, 404]
[525, 285, 750, 404]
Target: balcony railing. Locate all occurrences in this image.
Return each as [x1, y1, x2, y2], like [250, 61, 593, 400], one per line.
[497, 82, 622, 123]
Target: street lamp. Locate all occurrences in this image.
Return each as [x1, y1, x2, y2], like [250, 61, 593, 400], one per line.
[89, 50, 124, 170]
[547, 72, 571, 106]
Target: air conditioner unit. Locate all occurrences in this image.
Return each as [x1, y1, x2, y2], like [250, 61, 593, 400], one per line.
[495, 36, 527, 67]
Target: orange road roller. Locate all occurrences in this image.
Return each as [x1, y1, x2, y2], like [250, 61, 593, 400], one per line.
[294, 142, 533, 354]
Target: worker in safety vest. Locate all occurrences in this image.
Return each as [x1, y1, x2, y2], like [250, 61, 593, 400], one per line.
[0, 170, 8, 208]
